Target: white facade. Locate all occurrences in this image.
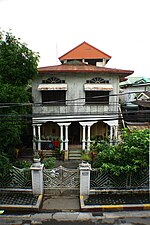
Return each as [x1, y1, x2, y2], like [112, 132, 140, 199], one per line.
[32, 70, 121, 158]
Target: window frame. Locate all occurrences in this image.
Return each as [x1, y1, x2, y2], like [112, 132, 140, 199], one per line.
[85, 90, 110, 105]
[41, 90, 66, 106]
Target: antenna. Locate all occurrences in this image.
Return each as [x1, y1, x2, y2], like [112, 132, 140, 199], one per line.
[56, 42, 58, 65]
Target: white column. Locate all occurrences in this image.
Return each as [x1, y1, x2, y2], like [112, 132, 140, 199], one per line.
[114, 125, 118, 139]
[80, 122, 87, 151]
[58, 123, 64, 151]
[104, 120, 118, 146]
[37, 124, 42, 150]
[114, 125, 118, 145]
[110, 125, 113, 145]
[82, 125, 86, 150]
[33, 125, 36, 152]
[87, 125, 91, 151]
[80, 121, 97, 151]
[65, 124, 69, 151]
[58, 123, 71, 160]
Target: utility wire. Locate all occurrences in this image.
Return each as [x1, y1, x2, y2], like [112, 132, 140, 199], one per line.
[0, 90, 146, 107]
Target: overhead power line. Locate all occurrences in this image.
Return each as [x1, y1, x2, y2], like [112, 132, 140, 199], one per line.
[0, 90, 147, 108]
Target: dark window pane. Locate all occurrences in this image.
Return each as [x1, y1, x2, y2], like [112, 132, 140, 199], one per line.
[42, 91, 66, 105]
[85, 91, 109, 104]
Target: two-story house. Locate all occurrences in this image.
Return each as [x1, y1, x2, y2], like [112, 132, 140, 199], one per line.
[32, 42, 133, 160]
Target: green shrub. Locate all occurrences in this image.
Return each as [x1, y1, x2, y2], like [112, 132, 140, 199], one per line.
[92, 129, 149, 175]
[13, 160, 32, 168]
[43, 157, 56, 169]
[81, 153, 91, 162]
[0, 152, 12, 177]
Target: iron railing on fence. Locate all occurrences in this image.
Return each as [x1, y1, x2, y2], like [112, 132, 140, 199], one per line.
[0, 166, 32, 189]
[90, 168, 149, 190]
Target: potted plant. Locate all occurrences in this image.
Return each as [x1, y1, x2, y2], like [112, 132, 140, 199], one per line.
[81, 153, 91, 163]
[33, 151, 41, 165]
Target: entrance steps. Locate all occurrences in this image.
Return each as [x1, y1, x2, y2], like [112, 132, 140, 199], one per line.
[68, 146, 82, 160]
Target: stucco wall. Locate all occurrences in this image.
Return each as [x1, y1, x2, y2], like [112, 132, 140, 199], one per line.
[32, 72, 119, 116]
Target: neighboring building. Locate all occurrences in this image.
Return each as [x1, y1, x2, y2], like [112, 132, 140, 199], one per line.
[136, 91, 150, 102]
[119, 76, 150, 125]
[119, 76, 150, 110]
[125, 91, 150, 125]
[32, 42, 133, 160]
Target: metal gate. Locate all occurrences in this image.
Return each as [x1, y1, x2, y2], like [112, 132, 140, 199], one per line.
[43, 166, 80, 193]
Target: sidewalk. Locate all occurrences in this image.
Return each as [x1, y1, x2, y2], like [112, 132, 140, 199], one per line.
[42, 196, 80, 212]
[0, 210, 150, 224]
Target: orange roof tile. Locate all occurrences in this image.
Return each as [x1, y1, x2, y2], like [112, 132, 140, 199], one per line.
[59, 42, 111, 61]
[38, 63, 133, 77]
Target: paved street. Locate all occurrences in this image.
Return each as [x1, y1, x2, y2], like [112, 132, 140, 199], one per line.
[41, 218, 150, 225]
[0, 211, 150, 225]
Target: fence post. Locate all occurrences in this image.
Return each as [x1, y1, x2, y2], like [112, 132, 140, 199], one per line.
[79, 161, 91, 196]
[30, 159, 44, 195]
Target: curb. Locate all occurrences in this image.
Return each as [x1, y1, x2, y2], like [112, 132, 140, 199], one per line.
[80, 195, 150, 211]
[0, 211, 150, 222]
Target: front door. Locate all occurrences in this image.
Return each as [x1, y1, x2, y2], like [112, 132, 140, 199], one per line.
[69, 122, 80, 145]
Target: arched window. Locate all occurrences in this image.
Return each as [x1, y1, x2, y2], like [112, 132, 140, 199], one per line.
[42, 77, 65, 84]
[86, 77, 109, 84]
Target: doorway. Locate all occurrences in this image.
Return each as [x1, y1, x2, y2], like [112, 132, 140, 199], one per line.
[69, 122, 80, 145]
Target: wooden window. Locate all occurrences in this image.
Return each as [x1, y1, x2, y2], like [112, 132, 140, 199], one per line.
[42, 90, 66, 105]
[85, 91, 109, 104]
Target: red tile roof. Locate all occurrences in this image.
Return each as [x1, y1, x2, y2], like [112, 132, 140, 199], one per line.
[38, 63, 133, 77]
[59, 41, 111, 61]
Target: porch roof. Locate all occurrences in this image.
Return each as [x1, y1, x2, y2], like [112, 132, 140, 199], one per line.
[32, 113, 119, 124]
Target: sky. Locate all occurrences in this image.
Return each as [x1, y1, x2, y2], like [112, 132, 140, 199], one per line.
[0, 0, 150, 78]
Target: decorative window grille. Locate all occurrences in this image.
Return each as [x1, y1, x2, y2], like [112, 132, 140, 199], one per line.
[86, 77, 109, 84]
[42, 77, 65, 84]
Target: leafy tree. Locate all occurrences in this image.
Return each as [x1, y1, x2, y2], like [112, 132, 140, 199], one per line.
[0, 30, 39, 156]
[0, 30, 39, 85]
[91, 129, 149, 175]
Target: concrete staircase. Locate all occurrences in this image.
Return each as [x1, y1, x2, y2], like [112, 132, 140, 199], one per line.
[68, 145, 82, 160]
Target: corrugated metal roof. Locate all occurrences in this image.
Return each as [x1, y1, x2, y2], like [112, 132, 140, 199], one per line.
[59, 42, 111, 61]
[132, 100, 150, 108]
[126, 122, 150, 130]
[120, 77, 150, 87]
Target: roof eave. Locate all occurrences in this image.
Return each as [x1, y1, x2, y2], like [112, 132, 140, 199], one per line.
[38, 69, 133, 77]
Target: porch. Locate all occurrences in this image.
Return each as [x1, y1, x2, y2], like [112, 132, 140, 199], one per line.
[32, 119, 119, 160]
